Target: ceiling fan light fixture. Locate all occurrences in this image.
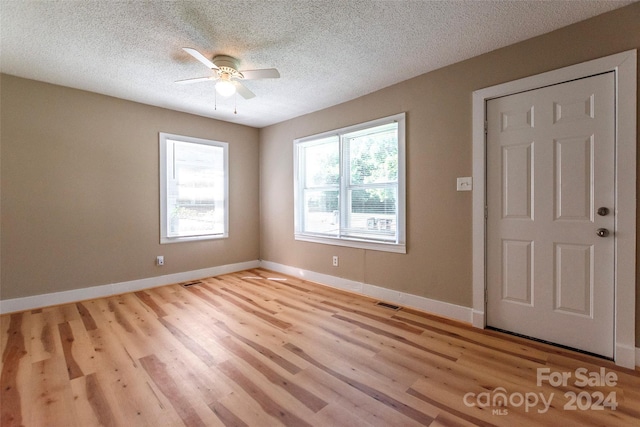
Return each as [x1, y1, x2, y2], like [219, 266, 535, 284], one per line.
[179, 49, 274, 101]
[215, 77, 236, 97]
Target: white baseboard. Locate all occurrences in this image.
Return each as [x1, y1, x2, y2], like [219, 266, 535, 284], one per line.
[472, 310, 485, 329]
[615, 343, 637, 370]
[260, 261, 640, 368]
[3, 260, 638, 368]
[0, 260, 260, 314]
[259, 260, 473, 324]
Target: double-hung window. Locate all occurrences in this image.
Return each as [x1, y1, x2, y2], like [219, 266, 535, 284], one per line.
[294, 113, 406, 253]
[159, 133, 228, 243]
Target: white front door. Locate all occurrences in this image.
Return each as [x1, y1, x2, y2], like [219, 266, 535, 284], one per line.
[486, 72, 615, 358]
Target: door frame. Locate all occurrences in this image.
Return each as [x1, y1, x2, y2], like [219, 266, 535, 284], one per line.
[472, 50, 637, 368]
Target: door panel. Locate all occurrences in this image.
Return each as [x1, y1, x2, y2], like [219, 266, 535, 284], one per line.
[555, 136, 593, 221]
[503, 143, 533, 219]
[554, 243, 593, 316]
[502, 239, 533, 305]
[486, 72, 615, 358]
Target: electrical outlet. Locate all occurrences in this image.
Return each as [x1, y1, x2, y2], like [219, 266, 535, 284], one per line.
[156, 256, 164, 266]
[332, 256, 339, 267]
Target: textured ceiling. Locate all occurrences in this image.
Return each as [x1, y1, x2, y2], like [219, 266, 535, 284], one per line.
[1, 1, 634, 128]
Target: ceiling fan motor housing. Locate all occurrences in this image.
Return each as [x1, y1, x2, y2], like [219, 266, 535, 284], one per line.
[213, 55, 244, 79]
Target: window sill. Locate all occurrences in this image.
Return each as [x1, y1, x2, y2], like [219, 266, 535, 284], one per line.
[294, 234, 406, 254]
[161, 233, 228, 244]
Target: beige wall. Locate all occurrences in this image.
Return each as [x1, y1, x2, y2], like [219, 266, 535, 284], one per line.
[1, 3, 639, 345]
[259, 4, 640, 343]
[0, 75, 260, 299]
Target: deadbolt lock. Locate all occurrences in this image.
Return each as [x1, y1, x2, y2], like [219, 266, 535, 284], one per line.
[597, 207, 610, 216]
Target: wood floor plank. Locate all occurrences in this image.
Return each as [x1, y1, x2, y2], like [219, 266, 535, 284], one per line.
[175, 286, 297, 364]
[159, 314, 232, 365]
[429, 410, 487, 427]
[156, 351, 238, 411]
[96, 295, 165, 360]
[70, 373, 119, 427]
[391, 312, 549, 364]
[158, 317, 218, 367]
[280, 308, 384, 362]
[239, 276, 338, 314]
[139, 353, 207, 427]
[212, 320, 302, 375]
[322, 300, 424, 334]
[294, 365, 433, 427]
[219, 286, 279, 314]
[240, 270, 316, 296]
[333, 313, 459, 361]
[170, 285, 229, 323]
[2, 268, 639, 426]
[1, 313, 28, 427]
[181, 286, 297, 363]
[455, 346, 552, 389]
[207, 400, 249, 427]
[85, 323, 185, 426]
[200, 281, 293, 330]
[217, 387, 283, 427]
[407, 384, 502, 427]
[144, 284, 182, 308]
[309, 401, 375, 427]
[284, 342, 436, 425]
[76, 301, 99, 331]
[29, 356, 79, 426]
[58, 321, 85, 380]
[41, 302, 82, 325]
[217, 360, 313, 427]
[218, 332, 327, 412]
[28, 310, 56, 364]
[0, 314, 11, 365]
[283, 311, 423, 393]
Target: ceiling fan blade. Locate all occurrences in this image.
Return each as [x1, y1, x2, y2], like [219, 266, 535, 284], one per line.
[182, 47, 218, 69]
[175, 76, 215, 84]
[240, 68, 280, 80]
[234, 81, 256, 99]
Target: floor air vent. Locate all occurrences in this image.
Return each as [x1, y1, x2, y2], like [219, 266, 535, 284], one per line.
[181, 280, 203, 288]
[376, 301, 401, 311]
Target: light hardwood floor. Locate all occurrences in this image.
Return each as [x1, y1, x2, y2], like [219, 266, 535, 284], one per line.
[2, 268, 639, 426]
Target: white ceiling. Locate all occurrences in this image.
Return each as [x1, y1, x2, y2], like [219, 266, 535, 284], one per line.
[1, 1, 634, 128]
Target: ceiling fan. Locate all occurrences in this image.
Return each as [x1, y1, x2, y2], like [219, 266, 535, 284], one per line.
[177, 47, 280, 99]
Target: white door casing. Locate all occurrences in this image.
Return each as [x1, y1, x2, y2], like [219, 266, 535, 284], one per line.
[472, 50, 637, 368]
[486, 73, 615, 358]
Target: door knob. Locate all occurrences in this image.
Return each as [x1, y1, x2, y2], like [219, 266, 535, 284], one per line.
[597, 207, 610, 216]
[596, 228, 609, 237]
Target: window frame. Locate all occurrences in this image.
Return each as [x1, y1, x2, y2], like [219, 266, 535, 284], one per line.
[159, 132, 229, 244]
[293, 113, 406, 253]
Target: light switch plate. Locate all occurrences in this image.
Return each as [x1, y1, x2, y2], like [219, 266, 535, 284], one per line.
[457, 177, 472, 191]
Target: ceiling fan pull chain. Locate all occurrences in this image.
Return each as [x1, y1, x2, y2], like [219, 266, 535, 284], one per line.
[234, 93, 237, 115]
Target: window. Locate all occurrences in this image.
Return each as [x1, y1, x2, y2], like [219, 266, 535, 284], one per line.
[294, 113, 406, 253]
[159, 133, 228, 243]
